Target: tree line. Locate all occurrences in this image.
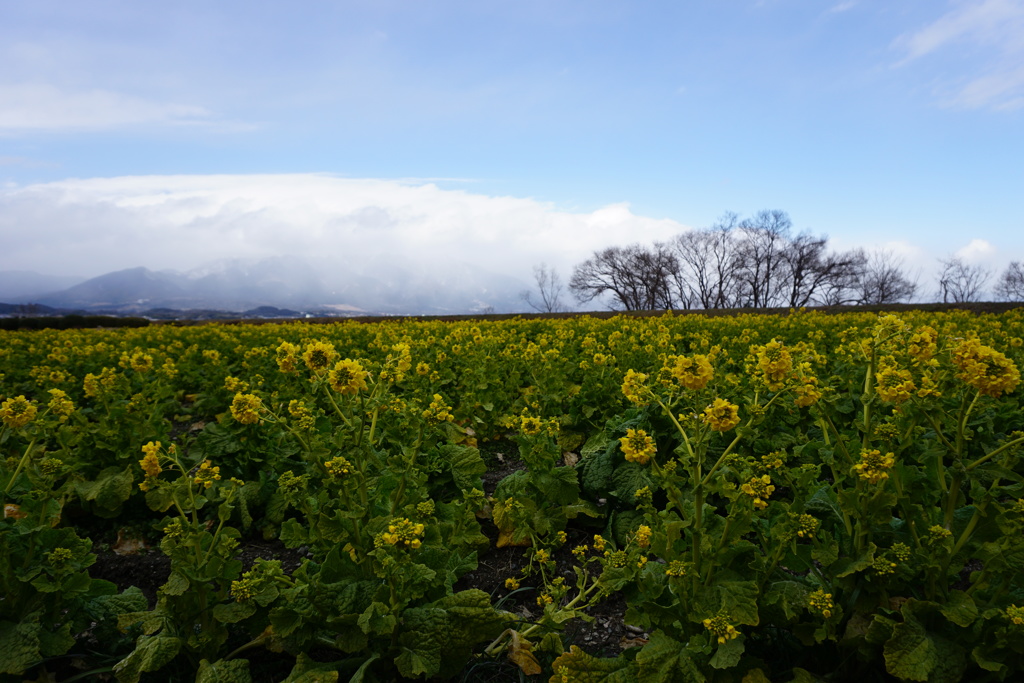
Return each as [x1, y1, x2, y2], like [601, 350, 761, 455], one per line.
[523, 210, 1024, 312]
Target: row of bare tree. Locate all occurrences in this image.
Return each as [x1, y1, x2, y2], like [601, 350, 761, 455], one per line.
[522, 211, 1024, 312]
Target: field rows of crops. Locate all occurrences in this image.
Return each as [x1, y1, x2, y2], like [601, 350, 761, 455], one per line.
[2, 308, 1024, 682]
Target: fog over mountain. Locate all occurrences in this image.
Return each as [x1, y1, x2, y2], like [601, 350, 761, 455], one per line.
[4, 255, 532, 315]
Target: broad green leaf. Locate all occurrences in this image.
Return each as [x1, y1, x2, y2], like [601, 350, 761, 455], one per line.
[636, 632, 704, 683]
[213, 601, 257, 624]
[0, 617, 41, 675]
[548, 645, 638, 683]
[764, 581, 809, 621]
[834, 543, 877, 578]
[940, 591, 978, 628]
[280, 653, 342, 683]
[394, 606, 446, 679]
[196, 658, 252, 683]
[357, 602, 396, 636]
[439, 444, 487, 492]
[113, 635, 182, 683]
[75, 466, 134, 514]
[717, 580, 760, 626]
[162, 571, 190, 596]
[709, 636, 745, 669]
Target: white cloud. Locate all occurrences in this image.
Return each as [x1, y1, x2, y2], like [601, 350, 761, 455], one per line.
[955, 237, 997, 262]
[0, 174, 689, 282]
[893, 0, 1024, 109]
[0, 84, 216, 132]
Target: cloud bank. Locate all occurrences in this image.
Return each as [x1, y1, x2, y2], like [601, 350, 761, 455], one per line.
[0, 174, 688, 283]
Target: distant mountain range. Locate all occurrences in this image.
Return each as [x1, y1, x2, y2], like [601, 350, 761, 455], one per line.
[0, 256, 533, 317]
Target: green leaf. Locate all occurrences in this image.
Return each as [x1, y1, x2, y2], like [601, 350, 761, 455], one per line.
[213, 601, 257, 624]
[433, 589, 512, 677]
[708, 636, 745, 669]
[636, 632, 704, 683]
[196, 658, 252, 683]
[394, 606, 447, 679]
[280, 653, 342, 682]
[834, 543, 877, 578]
[162, 571, 190, 596]
[610, 462, 655, 502]
[940, 591, 978, 628]
[357, 602, 396, 636]
[883, 616, 966, 683]
[75, 465, 135, 514]
[439, 444, 487, 492]
[113, 635, 182, 683]
[549, 645, 638, 683]
[0, 617, 41, 675]
[763, 581, 809, 621]
[717, 580, 760, 626]
[37, 622, 75, 658]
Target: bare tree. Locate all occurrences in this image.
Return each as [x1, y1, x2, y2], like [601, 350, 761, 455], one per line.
[569, 243, 677, 311]
[994, 261, 1024, 301]
[734, 209, 792, 308]
[815, 248, 869, 306]
[669, 214, 742, 309]
[779, 232, 866, 307]
[937, 256, 992, 303]
[857, 250, 918, 304]
[521, 263, 568, 313]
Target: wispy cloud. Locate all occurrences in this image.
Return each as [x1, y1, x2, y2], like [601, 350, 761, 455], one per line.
[828, 1, 859, 14]
[893, 0, 1024, 109]
[0, 84, 220, 132]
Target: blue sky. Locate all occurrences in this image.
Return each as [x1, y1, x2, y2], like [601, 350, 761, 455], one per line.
[1, 0, 1023, 292]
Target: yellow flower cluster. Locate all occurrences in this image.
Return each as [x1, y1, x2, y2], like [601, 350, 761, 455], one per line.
[808, 589, 834, 619]
[871, 556, 897, 576]
[665, 560, 688, 577]
[621, 369, 651, 406]
[324, 455, 353, 478]
[139, 441, 163, 486]
[635, 525, 652, 548]
[46, 547, 74, 566]
[120, 350, 154, 373]
[328, 358, 370, 395]
[795, 514, 819, 539]
[376, 518, 425, 549]
[853, 449, 895, 484]
[287, 400, 316, 430]
[741, 475, 775, 509]
[793, 376, 822, 407]
[952, 338, 1020, 397]
[752, 339, 793, 391]
[83, 367, 119, 399]
[230, 393, 263, 425]
[302, 341, 338, 374]
[667, 354, 714, 390]
[194, 460, 221, 489]
[1006, 605, 1024, 626]
[890, 542, 911, 563]
[224, 376, 249, 393]
[619, 428, 656, 465]
[1, 395, 37, 429]
[276, 341, 300, 373]
[702, 613, 740, 644]
[701, 398, 740, 432]
[422, 394, 454, 424]
[908, 326, 938, 362]
[875, 359, 916, 404]
[46, 388, 75, 422]
[520, 415, 543, 436]
[504, 577, 520, 590]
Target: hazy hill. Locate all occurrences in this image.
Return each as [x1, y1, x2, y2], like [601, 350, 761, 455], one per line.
[6, 256, 529, 315]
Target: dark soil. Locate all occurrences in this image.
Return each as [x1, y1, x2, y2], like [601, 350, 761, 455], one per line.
[82, 439, 637, 682]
